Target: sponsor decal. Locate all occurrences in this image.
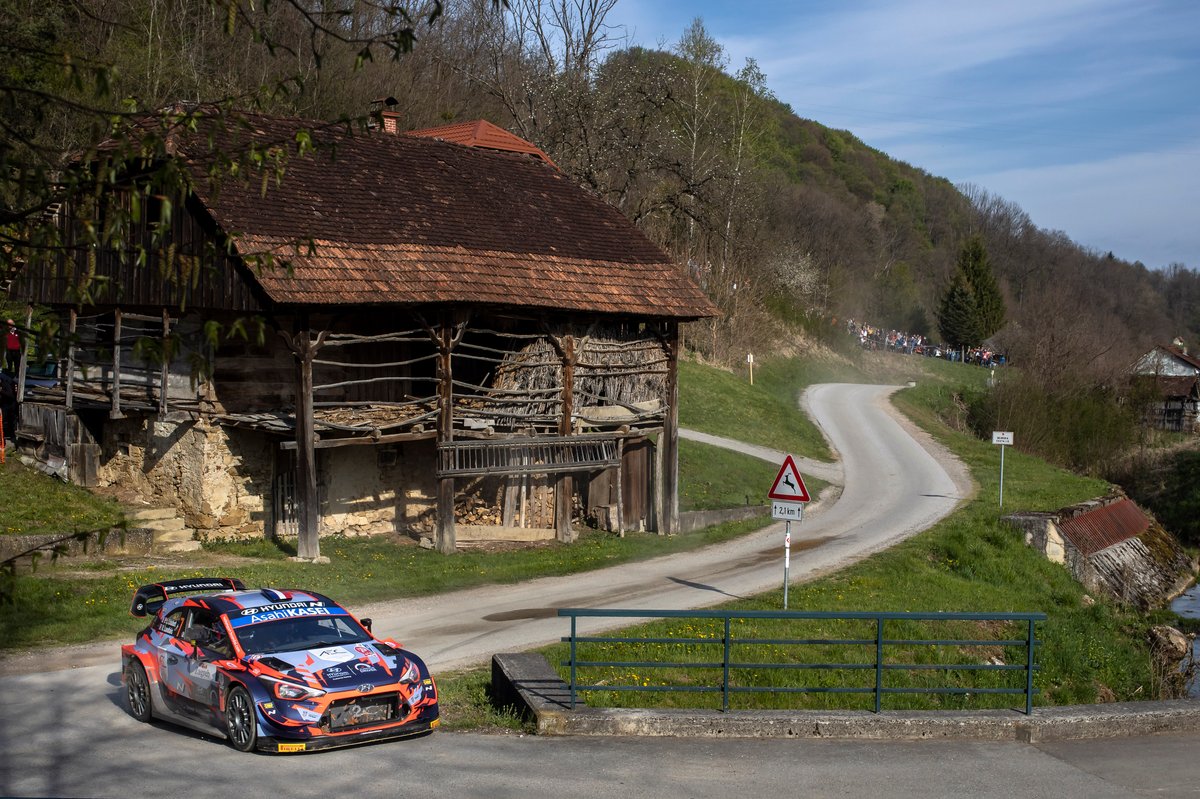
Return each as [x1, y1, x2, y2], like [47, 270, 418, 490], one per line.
[354, 644, 373, 658]
[313, 647, 354, 663]
[353, 662, 378, 675]
[194, 663, 217, 680]
[228, 601, 346, 627]
[277, 743, 306, 753]
[321, 665, 353, 683]
[296, 707, 322, 723]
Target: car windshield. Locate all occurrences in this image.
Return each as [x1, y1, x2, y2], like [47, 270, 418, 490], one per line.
[232, 614, 371, 656]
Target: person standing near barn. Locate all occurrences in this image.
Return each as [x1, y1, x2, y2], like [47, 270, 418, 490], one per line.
[4, 319, 20, 374]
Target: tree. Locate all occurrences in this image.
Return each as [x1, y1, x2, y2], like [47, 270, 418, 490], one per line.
[1, 1, 494, 287]
[936, 273, 981, 349]
[957, 234, 1005, 339]
[936, 235, 1004, 348]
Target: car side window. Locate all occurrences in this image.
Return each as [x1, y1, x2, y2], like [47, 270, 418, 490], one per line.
[187, 608, 234, 659]
[157, 608, 185, 638]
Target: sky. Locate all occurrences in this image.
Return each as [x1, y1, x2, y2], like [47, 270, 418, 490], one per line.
[606, 0, 1200, 270]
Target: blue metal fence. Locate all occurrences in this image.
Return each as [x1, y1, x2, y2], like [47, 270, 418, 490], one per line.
[558, 608, 1045, 714]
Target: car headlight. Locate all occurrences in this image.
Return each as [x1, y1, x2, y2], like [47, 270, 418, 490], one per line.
[262, 676, 326, 701]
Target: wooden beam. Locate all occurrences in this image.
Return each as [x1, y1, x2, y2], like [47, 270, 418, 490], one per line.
[279, 429, 436, 450]
[662, 323, 680, 535]
[286, 325, 328, 560]
[110, 309, 124, 419]
[15, 306, 31, 403]
[555, 333, 576, 543]
[435, 317, 457, 554]
[159, 308, 170, 416]
[64, 309, 77, 410]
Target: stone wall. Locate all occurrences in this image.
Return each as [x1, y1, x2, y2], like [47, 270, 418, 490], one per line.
[97, 415, 274, 539]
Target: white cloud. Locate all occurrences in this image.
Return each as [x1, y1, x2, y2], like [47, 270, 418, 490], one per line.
[975, 145, 1200, 268]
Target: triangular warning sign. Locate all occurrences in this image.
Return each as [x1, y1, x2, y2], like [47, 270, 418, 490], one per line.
[768, 455, 810, 502]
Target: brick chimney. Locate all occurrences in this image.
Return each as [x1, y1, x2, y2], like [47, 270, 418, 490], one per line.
[369, 96, 400, 134]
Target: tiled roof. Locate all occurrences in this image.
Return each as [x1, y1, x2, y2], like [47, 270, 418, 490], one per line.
[405, 119, 557, 167]
[1147, 375, 1200, 399]
[1161, 344, 1200, 371]
[170, 113, 715, 319]
[1057, 498, 1151, 557]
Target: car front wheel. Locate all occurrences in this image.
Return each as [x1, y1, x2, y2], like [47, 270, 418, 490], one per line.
[124, 659, 153, 723]
[224, 685, 258, 752]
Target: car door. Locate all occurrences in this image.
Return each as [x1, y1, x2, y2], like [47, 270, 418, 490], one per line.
[173, 608, 231, 709]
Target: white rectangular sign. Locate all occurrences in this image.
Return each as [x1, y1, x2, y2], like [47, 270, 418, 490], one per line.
[772, 501, 804, 521]
[992, 431, 1014, 446]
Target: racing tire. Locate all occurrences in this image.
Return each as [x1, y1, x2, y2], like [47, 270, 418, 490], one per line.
[224, 685, 258, 753]
[124, 659, 153, 723]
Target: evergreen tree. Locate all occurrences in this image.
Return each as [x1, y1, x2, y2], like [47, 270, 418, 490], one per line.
[937, 273, 981, 348]
[958, 235, 1006, 339]
[936, 235, 1006, 347]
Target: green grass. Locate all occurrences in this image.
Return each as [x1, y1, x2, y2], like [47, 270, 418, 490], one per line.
[679, 357, 834, 461]
[540, 371, 1182, 710]
[0, 517, 775, 650]
[0, 457, 124, 536]
[679, 439, 826, 511]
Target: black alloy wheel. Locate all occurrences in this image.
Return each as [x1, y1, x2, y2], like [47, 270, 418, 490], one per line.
[224, 685, 258, 752]
[124, 660, 153, 723]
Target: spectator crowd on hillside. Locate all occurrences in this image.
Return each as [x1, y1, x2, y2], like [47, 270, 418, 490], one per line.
[842, 319, 1003, 367]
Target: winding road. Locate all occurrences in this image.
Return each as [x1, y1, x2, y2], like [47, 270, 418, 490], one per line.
[0, 382, 983, 797]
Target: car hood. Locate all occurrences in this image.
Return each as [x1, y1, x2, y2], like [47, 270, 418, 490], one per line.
[247, 642, 407, 688]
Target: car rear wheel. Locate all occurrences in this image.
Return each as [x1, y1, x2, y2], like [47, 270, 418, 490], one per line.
[225, 685, 258, 752]
[124, 659, 153, 722]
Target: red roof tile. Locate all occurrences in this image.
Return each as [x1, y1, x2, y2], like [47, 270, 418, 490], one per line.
[405, 120, 557, 167]
[1057, 498, 1151, 556]
[171, 113, 714, 319]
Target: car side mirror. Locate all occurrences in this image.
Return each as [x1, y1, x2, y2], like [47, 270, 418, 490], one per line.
[360, 618, 373, 633]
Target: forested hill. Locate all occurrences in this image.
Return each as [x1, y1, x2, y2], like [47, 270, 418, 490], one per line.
[5, 2, 1198, 380]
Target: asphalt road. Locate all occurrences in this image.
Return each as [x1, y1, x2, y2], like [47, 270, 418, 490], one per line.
[358, 382, 972, 671]
[6, 382, 1194, 797]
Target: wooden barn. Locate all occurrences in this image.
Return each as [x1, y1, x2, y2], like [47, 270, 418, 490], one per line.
[9, 111, 716, 557]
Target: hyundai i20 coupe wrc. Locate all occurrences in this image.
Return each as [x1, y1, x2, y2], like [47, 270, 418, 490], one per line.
[121, 577, 439, 753]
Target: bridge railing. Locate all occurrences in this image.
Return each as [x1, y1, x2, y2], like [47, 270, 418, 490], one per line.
[558, 608, 1045, 714]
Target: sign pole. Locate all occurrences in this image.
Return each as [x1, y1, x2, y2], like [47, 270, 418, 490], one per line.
[992, 431, 1014, 510]
[999, 443, 1005, 509]
[783, 523, 791, 609]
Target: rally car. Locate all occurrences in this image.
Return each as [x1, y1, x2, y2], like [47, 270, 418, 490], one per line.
[121, 577, 439, 753]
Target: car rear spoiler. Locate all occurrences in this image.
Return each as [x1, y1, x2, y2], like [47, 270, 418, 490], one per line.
[130, 577, 247, 617]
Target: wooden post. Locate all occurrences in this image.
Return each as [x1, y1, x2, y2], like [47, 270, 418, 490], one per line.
[159, 308, 170, 416]
[286, 325, 326, 560]
[615, 437, 625, 536]
[435, 318, 457, 554]
[65, 309, 77, 410]
[662, 324, 681, 535]
[555, 334, 576, 543]
[16, 306, 32, 403]
[110, 308, 124, 419]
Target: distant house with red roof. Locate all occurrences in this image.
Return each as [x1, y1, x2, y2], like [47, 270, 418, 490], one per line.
[1131, 343, 1200, 432]
[9, 110, 715, 558]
